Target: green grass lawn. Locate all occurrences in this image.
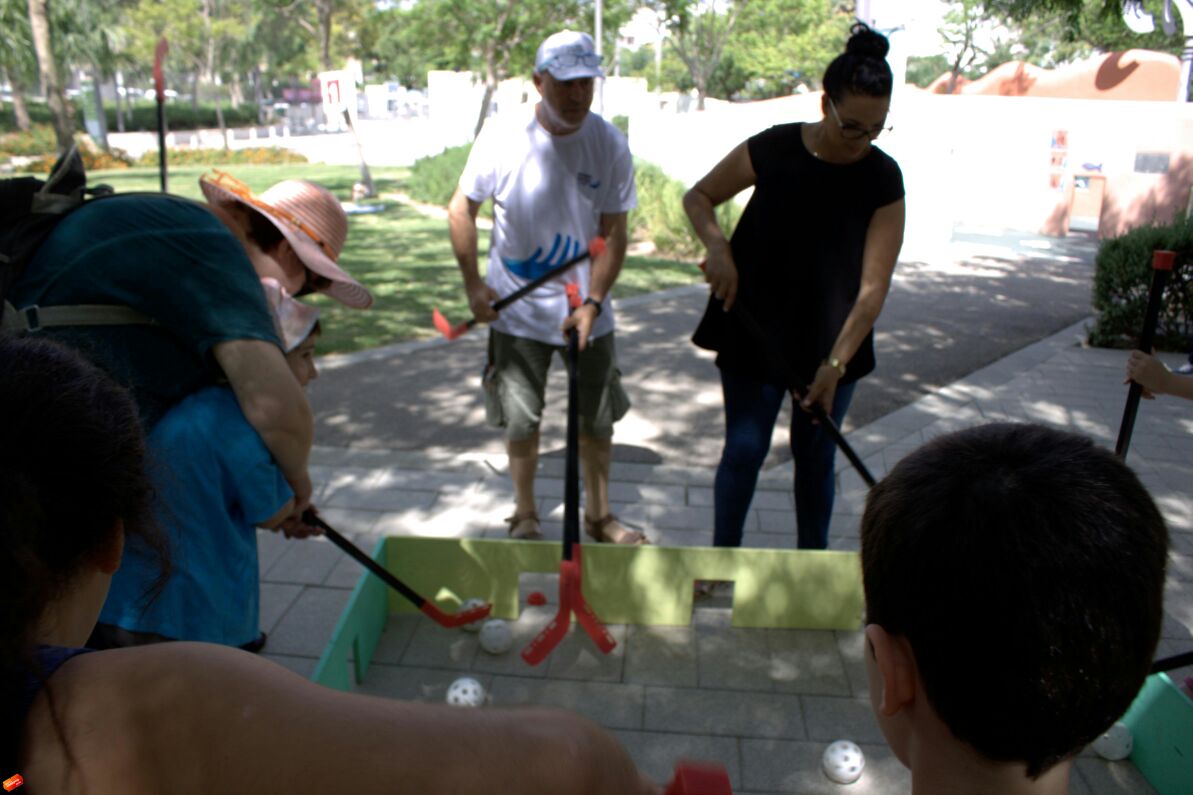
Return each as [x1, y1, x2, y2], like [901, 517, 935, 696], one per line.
[88, 164, 702, 354]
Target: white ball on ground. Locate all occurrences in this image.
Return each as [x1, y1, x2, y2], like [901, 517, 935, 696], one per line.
[1091, 722, 1133, 761]
[445, 677, 486, 707]
[459, 598, 487, 632]
[822, 739, 865, 785]
[478, 618, 513, 655]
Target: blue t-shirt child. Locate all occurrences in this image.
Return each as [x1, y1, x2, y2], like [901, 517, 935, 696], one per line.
[101, 386, 292, 647]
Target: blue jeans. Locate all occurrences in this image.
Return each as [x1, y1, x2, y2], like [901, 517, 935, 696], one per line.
[713, 368, 857, 550]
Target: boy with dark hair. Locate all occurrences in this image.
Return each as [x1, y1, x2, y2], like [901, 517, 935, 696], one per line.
[860, 422, 1168, 793]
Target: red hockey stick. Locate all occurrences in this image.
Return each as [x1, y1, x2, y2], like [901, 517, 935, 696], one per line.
[433, 236, 607, 340]
[521, 284, 617, 666]
[302, 511, 492, 628]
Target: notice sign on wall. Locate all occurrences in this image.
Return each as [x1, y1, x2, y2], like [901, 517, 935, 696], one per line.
[318, 69, 356, 131]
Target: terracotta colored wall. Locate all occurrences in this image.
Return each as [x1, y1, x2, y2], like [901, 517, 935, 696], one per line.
[930, 50, 1181, 102]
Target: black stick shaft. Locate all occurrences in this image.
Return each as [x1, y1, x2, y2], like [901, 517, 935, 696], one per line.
[728, 300, 877, 487]
[563, 324, 580, 562]
[492, 248, 592, 313]
[308, 513, 426, 608]
[1151, 650, 1193, 674]
[1115, 264, 1172, 458]
[156, 101, 167, 193]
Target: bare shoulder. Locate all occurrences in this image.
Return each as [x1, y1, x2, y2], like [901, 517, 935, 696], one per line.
[21, 643, 313, 795]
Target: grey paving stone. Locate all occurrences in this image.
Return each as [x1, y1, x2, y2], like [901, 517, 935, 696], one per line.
[625, 625, 699, 687]
[489, 677, 645, 729]
[265, 585, 354, 657]
[611, 730, 740, 791]
[695, 609, 772, 691]
[606, 480, 687, 505]
[766, 630, 851, 696]
[1071, 756, 1157, 794]
[800, 695, 885, 743]
[370, 613, 421, 665]
[756, 508, 796, 534]
[321, 476, 440, 512]
[261, 653, 319, 679]
[740, 739, 909, 794]
[835, 630, 869, 699]
[263, 536, 344, 585]
[257, 529, 290, 575]
[646, 685, 806, 739]
[545, 621, 628, 681]
[400, 614, 480, 670]
[258, 582, 303, 634]
[353, 663, 494, 703]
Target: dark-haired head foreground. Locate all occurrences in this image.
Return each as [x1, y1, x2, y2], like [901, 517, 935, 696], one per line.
[862, 422, 1168, 793]
[0, 335, 659, 795]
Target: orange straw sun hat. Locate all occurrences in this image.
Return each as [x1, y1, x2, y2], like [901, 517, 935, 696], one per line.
[200, 170, 373, 309]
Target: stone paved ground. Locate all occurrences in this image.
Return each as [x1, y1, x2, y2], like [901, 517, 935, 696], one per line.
[254, 316, 1192, 794]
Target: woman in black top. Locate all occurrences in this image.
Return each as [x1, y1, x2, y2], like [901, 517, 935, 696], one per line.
[684, 22, 905, 550]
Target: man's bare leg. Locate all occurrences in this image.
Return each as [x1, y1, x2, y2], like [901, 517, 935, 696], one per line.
[580, 434, 646, 544]
[507, 431, 541, 538]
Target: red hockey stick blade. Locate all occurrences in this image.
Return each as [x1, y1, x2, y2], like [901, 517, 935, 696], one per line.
[521, 559, 577, 666]
[665, 761, 733, 794]
[421, 600, 493, 629]
[569, 547, 616, 653]
[431, 307, 471, 341]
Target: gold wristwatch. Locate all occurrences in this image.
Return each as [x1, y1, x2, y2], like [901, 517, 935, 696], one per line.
[825, 357, 846, 377]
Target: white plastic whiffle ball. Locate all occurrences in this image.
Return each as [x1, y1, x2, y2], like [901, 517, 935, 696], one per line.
[822, 739, 865, 785]
[478, 618, 514, 655]
[459, 598, 487, 632]
[445, 677, 486, 707]
[1091, 722, 1133, 761]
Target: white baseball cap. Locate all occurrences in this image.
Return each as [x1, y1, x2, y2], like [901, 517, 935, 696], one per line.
[535, 30, 604, 81]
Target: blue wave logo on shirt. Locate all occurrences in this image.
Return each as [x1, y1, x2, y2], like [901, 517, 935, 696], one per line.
[503, 234, 583, 282]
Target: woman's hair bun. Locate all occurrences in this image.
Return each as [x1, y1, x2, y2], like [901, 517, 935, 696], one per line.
[845, 21, 889, 60]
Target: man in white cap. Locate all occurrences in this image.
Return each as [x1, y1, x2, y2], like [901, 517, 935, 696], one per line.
[448, 29, 643, 544]
[7, 171, 371, 516]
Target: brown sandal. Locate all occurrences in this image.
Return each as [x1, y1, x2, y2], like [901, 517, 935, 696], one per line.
[584, 514, 648, 545]
[505, 511, 543, 540]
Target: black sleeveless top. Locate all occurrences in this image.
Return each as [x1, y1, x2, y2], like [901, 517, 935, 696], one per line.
[692, 122, 904, 390]
[2, 645, 94, 775]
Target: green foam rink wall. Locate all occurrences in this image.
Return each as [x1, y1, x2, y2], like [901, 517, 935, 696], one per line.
[1121, 672, 1193, 794]
[311, 538, 1193, 794]
[313, 537, 862, 689]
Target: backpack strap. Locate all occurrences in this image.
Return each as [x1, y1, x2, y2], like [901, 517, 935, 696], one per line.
[1, 300, 156, 333]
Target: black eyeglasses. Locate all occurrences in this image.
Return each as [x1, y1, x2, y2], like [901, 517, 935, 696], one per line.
[828, 98, 893, 141]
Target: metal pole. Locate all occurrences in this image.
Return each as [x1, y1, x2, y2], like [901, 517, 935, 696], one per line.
[595, 0, 604, 116]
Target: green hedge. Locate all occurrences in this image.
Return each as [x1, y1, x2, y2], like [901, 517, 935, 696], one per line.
[408, 143, 472, 207]
[629, 159, 740, 259]
[404, 145, 742, 259]
[1089, 216, 1193, 350]
[107, 102, 260, 133]
[0, 98, 261, 135]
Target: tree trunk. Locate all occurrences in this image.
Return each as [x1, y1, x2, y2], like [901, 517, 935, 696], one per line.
[90, 66, 109, 151]
[6, 69, 33, 131]
[27, 0, 74, 152]
[115, 71, 125, 132]
[317, 0, 333, 71]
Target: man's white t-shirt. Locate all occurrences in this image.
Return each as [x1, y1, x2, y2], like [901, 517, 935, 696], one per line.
[459, 108, 637, 345]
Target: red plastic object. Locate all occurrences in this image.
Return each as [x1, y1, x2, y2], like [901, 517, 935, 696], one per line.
[565, 282, 582, 309]
[527, 591, 547, 606]
[521, 547, 616, 666]
[1153, 250, 1176, 271]
[153, 38, 169, 99]
[666, 761, 733, 794]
